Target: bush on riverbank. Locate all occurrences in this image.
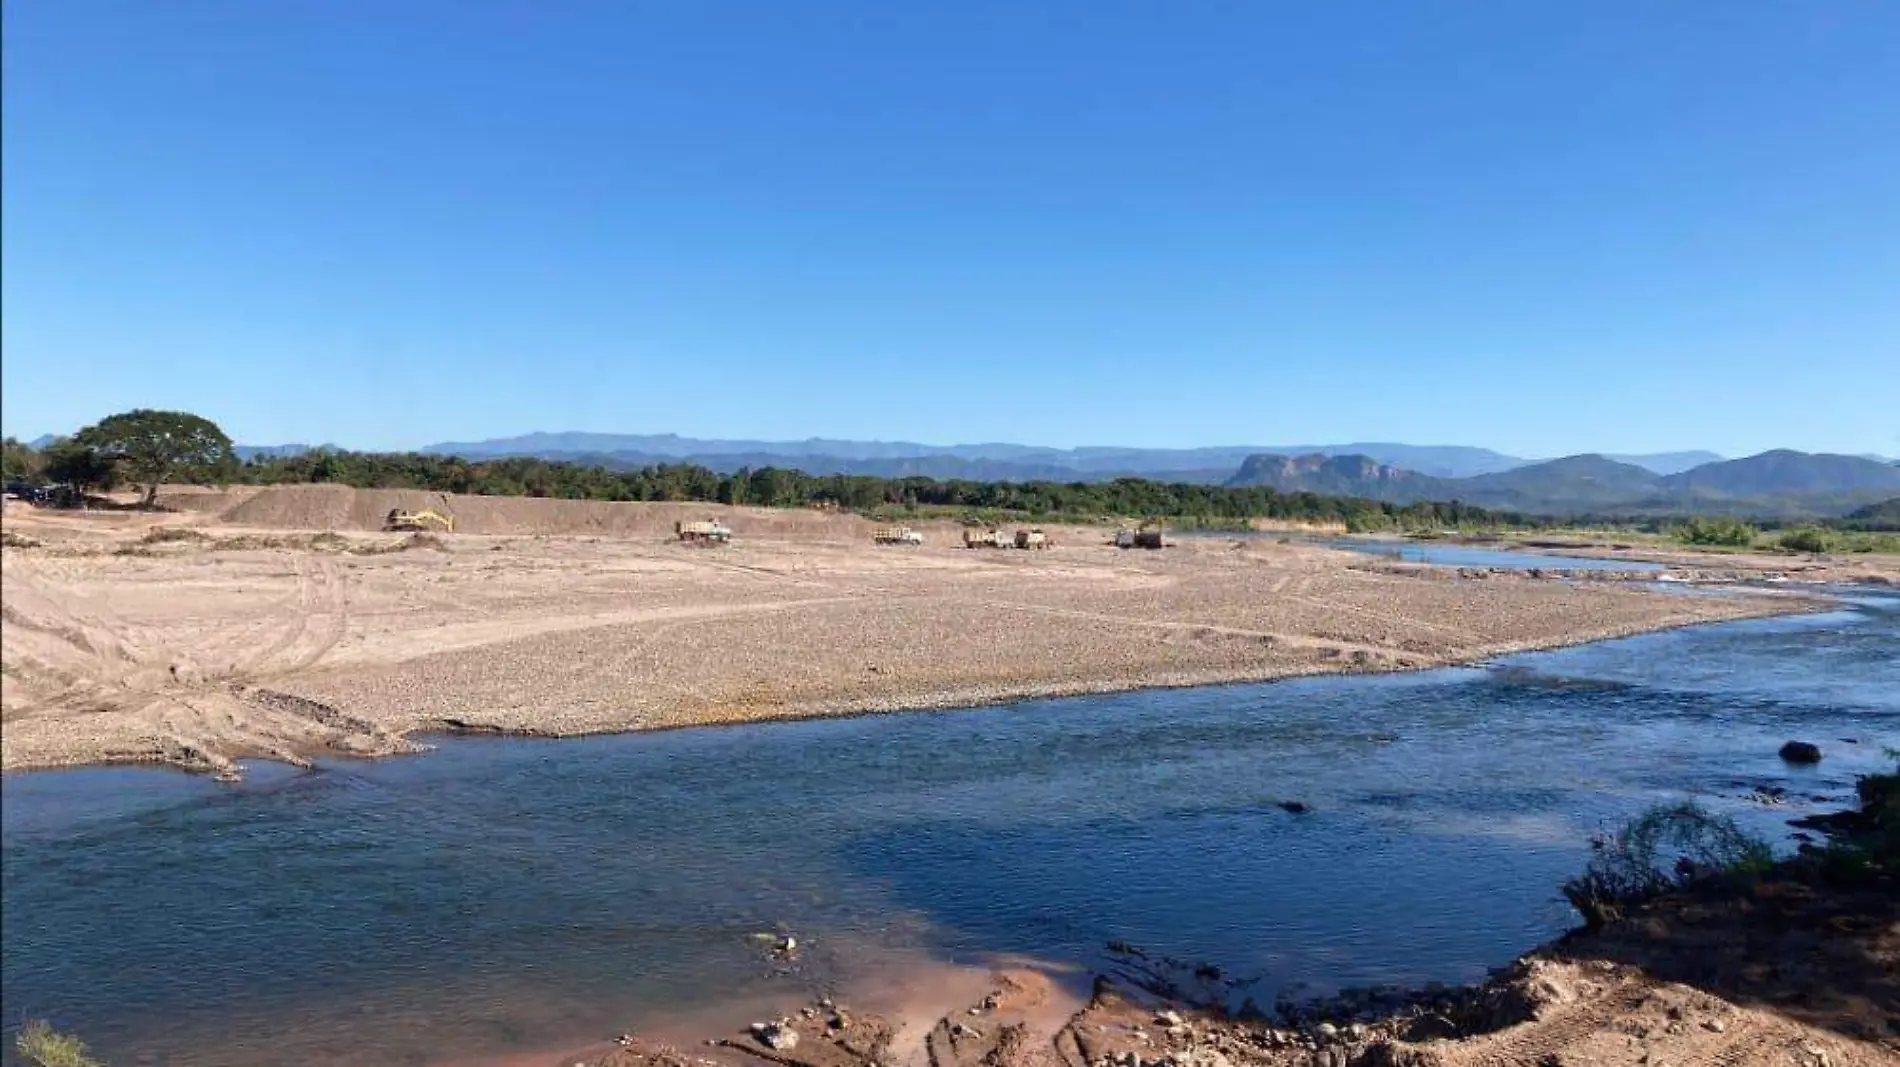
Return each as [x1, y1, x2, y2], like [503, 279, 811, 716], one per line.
[1562, 802, 1773, 928]
[1672, 516, 1758, 548]
[1774, 525, 1833, 553]
[15, 1021, 101, 1067]
[1800, 751, 1900, 889]
[1567, 755, 1900, 929]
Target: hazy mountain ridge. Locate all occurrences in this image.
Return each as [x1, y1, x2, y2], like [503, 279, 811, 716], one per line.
[1659, 450, 1900, 497]
[420, 432, 1532, 479]
[1599, 451, 1724, 475]
[14, 427, 1741, 480]
[1226, 449, 1900, 516]
[480, 449, 1236, 485]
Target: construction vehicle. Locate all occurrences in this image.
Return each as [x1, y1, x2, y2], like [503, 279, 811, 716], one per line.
[675, 518, 732, 544]
[873, 525, 925, 546]
[384, 508, 455, 533]
[1115, 522, 1166, 550]
[962, 527, 1006, 549]
[1014, 528, 1049, 550]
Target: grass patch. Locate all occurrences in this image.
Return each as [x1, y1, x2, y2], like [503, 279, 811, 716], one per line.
[138, 526, 209, 544]
[15, 1020, 102, 1067]
[2, 529, 43, 549]
[1825, 530, 1900, 555]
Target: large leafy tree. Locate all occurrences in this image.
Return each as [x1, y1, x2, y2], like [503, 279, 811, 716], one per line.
[73, 409, 236, 507]
[40, 439, 120, 494]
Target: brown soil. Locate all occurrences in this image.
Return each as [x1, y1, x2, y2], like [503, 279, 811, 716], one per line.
[534, 875, 1898, 1067]
[1, 486, 1830, 777]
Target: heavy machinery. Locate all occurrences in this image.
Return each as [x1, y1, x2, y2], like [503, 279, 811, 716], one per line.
[384, 508, 455, 533]
[872, 525, 925, 546]
[1115, 522, 1165, 550]
[1014, 528, 1048, 550]
[676, 518, 732, 544]
[962, 527, 1006, 549]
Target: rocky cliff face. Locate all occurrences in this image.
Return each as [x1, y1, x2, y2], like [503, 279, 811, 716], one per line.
[1225, 453, 1450, 501]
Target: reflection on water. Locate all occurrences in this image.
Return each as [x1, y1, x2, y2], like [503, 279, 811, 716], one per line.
[3, 593, 1895, 1066]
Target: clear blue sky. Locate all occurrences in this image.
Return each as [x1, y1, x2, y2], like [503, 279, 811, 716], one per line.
[4, 2, 1897, 458]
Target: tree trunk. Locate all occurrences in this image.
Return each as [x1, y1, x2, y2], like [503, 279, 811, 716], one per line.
[142, 483, 159, 509]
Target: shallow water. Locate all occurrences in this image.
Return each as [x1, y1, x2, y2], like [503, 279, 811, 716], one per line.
[3, 592, 1894, 1066]
[1320, 537, 1666, 572]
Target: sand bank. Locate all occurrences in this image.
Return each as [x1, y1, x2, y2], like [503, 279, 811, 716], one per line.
[1, 487, 1828, 777]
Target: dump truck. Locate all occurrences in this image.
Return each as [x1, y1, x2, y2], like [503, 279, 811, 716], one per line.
[1115, 522, 1165, 550]
[384, 508, 455, 533]
[962, 527, 1006, 549]
[1014, 528, 1048, 550]
[675, 518, 732, 544]
[873, 525, 924, 546]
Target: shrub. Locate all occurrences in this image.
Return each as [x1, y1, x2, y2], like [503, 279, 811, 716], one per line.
[1561, 802, 1773, 928]
[1775, 525, 1832, 554]
[15, 1021, 101, 1067]
[1672, 516, 1757, 548]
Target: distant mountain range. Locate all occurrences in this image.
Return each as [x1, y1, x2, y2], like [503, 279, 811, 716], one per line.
[418, 432, 1735, 480]
[416, 433, 1897, 514]
[420, 432, 1540, 479]
[1228, 449, 1900, 517]
[17, 426, 1898, 516]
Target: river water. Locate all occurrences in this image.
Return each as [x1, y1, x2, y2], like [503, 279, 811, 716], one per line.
[1316, 537, 1667, 572]
[3, 590, 1895, 1066]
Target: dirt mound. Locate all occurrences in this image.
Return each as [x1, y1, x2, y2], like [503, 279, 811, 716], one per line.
[161, 484, 876, 540]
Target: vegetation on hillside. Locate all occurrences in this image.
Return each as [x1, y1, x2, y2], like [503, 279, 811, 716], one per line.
[1836, 497, 1900, 530]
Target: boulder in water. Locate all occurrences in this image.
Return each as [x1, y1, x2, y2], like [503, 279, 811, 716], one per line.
[1778, 741, 1822, 764]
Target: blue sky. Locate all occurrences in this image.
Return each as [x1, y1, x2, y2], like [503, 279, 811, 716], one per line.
[4, 2, 1897, 458]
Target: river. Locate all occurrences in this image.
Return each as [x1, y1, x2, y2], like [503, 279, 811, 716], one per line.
[3, 589, 1894, 1066]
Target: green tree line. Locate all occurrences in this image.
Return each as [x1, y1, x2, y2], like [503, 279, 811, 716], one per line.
[226, 447, 1509, 530]
[16, 411, 1900, 536]
[10, 425, 1506, 529]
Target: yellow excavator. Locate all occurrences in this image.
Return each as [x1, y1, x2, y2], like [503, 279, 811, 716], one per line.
[383, 508, 455, 533]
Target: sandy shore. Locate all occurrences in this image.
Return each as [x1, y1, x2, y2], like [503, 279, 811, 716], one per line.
[0, 486, 1840, 777]
[476, 870, 1898, 1067]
